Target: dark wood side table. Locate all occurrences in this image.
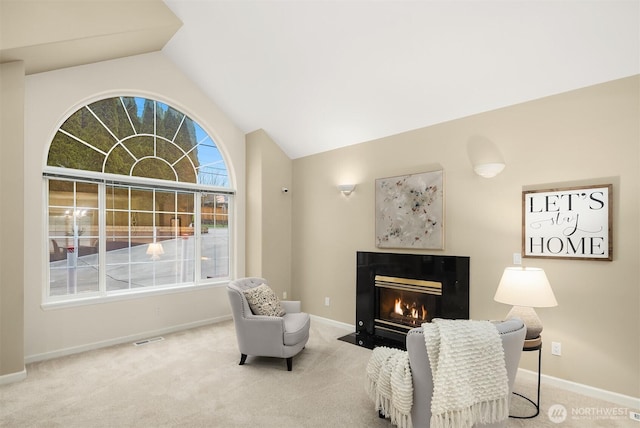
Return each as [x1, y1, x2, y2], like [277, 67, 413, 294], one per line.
[510, 336, 542, 419]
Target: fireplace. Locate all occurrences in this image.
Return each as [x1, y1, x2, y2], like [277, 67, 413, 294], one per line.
[343, 251, 469, 349]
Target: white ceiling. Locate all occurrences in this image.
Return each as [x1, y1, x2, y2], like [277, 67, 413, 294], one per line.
[162, 0, 639, 159]
[2, 1, 638, 159]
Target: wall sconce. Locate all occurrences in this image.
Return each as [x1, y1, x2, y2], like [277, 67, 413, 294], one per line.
[467, 135, 506, 178]
[473, 162, 506, 178]
[338, 184, 356, 195]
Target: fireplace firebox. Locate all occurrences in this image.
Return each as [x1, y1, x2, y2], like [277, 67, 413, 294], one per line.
[343, 251, 470, 349]
[375, 275, 441, 332]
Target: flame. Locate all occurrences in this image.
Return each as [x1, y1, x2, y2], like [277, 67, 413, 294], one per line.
[393, 297, 428, 321]
[394, 298, 403, 315]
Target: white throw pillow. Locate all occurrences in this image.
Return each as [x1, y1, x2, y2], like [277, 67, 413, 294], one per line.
[243, 283, 286, 317]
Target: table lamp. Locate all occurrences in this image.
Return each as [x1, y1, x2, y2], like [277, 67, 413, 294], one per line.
[494, 266, 557, 340]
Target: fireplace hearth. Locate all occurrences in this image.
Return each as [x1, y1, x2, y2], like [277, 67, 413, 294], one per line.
[340, 251, 470, 349]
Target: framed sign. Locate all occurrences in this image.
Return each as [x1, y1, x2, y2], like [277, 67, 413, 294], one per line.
[375, 170, 444, 249]
[522, 184, 612, 261]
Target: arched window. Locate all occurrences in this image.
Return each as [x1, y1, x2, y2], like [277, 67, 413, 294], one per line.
[44, 96, 232, 302]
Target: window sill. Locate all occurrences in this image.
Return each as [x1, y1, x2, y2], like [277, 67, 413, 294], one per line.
[41, 280, 229, 311]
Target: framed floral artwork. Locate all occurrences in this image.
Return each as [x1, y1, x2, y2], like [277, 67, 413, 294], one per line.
[375, 170, 444, 249]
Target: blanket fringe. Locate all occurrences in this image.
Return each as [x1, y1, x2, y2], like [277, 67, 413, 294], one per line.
[430, 396, 509, 428]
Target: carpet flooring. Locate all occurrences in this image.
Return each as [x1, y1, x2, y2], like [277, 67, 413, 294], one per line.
[0, 319, 635, 427]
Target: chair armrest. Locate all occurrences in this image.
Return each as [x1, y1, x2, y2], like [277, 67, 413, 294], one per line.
[281, 300, 301, 313]
[235, 314, 286, 352]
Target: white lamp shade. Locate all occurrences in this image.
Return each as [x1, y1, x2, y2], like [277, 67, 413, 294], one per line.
[494, 267, 557, 308]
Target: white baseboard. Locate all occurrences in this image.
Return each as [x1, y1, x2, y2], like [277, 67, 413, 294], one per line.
[310, 314, 354, 332]
[517, 368, 640, 410]
[24, 315, 232, 364]
[0, 368, 27, 385]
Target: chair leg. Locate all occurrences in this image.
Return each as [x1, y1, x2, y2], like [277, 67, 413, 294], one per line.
[239, 354, 247, 366]
[286, 357, 293, 371]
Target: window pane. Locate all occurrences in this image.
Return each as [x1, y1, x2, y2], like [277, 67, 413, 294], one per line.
[155, 101, 184, 142]
[174, 156, 197, 183]
[195, 136, 228, 187]
[88, 98, 132, 142]
[60, 106, 116, 153]
[49, 263, 99, 296]
[201, 193, 230, 279]
[176, 235, 195, 283]
[130, 188, 153, 211]
[106, 185, 129, 210]
[177, 192, 194, 213]
[104, 144, 135, 175]
[132, 158, 177, 181]
[105, 244, 133, 291]
[156, 139, 185, 165]
[174, 116, 198, 153]
[155, 190, 175, 212]
[76, 182, 98, 207]
[136, 98, 156, 135]
[48, 179, 100, 296]
[48, 132, 104, 172]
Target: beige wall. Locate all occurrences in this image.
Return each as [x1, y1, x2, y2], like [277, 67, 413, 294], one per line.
[246, 129, 293, 299]
[292, 76, 639, 398]
[21, 52, 246, 361]
[0, 61, 26, 379]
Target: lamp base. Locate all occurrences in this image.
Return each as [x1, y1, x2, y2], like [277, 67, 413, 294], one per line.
[506, 306, 543, 340]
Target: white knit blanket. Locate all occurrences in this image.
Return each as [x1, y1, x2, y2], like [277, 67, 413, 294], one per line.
[365, 346, 413, 428]
[423, 319, 509, 428]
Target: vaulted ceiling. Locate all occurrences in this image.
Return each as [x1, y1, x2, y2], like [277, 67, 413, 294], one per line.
[2, 1, 638, 159]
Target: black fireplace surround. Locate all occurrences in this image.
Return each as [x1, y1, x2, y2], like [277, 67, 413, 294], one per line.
[341, 251, 470, 349]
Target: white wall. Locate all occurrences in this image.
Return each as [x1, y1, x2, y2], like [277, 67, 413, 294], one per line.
[23, 52, 245, 360]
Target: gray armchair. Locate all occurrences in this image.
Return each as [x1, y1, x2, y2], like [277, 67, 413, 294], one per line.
[406, 318, 526, 428]
[227, 277, 310, 371]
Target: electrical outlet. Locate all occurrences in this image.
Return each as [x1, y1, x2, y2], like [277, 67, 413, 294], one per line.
[282, 291, 287, 299]
[551, 341, 562, 356]
[324, 297, 330, 306]
[513, 253, 522, 265]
